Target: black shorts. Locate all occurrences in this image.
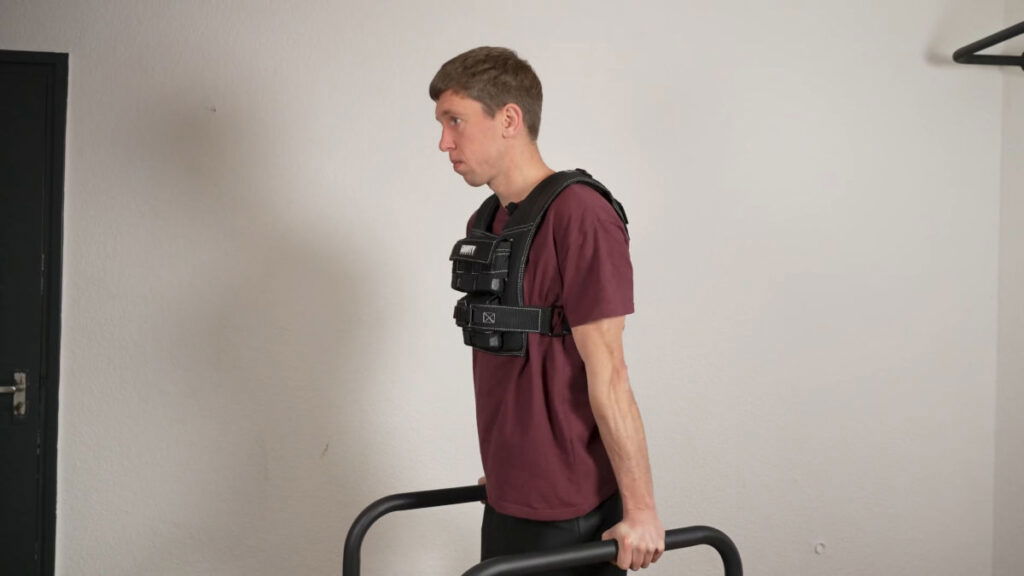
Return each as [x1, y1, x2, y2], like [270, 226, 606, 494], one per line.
[480, 491, 627, 576]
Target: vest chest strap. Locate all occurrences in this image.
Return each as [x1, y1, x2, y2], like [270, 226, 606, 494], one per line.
[454, 300, 569, 336]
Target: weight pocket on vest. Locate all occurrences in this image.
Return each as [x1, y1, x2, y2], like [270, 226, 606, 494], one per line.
[463, 328, 503, 351]
[450, 238, 511, 295]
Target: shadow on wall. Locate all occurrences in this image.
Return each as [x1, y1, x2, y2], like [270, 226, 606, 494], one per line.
[100, 82, 387, 575]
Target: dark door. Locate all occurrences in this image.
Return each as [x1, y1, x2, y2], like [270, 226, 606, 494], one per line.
[0, 50, 67, 576]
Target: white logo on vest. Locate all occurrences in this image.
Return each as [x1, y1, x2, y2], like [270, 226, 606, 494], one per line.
[482, 312, 496, 324]
[460, 245, 476, 256]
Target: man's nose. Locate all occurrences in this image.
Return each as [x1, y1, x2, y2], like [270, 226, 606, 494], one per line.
[438, 128, 454, 152]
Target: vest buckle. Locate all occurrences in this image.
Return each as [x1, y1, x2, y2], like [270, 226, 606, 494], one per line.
[547, 306, 569, 336]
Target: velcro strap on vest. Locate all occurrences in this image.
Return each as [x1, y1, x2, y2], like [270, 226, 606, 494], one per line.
[454, 301, 569, 336]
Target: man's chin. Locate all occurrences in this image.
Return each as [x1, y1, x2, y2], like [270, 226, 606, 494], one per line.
[462, 175, 488, 187]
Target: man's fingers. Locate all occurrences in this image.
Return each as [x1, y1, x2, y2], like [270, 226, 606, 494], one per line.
[604, 526, 667, 570]
[617, 538, 632, 571]
[630, 546, 643, 571]
[641, 547, 656, 569]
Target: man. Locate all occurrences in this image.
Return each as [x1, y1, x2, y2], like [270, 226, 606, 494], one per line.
[430, 47, 664, 574]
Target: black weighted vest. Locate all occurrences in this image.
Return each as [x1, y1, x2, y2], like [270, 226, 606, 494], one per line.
[449, 169, 629, 356]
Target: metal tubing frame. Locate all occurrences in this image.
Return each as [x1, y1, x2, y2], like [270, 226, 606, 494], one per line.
[953, 20, 1024, 69]
[343, 485, 742, 576]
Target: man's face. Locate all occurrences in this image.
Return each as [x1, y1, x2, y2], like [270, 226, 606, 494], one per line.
[434, 90, 505, 187]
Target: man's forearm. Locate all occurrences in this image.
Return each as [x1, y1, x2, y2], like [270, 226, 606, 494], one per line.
[588, 364, 657, 515]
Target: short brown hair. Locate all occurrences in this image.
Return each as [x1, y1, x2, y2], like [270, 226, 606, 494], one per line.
[429, 47, 543, 140]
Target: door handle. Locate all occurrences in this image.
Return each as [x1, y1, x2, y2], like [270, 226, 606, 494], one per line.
[0, 372, 27, 419]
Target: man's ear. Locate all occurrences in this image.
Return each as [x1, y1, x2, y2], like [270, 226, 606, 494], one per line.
[500, 103, 525, 138]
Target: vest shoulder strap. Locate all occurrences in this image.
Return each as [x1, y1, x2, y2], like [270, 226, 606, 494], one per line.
[468, 169, 627, 237]
[470, 195, 501, 234]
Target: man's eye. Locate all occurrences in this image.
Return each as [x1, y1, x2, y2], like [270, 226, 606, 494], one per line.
[450, 118, 462, 126]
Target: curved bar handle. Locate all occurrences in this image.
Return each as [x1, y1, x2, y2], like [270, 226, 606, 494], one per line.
[460, 525, 742, 576]
[343, 484, 486, 576]
[342, 485, 742, 576]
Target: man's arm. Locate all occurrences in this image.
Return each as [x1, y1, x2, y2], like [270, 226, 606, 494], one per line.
[573, 315, 665, 571]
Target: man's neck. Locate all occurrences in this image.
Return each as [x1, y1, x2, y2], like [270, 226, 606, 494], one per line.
[488, 146, 554, 208]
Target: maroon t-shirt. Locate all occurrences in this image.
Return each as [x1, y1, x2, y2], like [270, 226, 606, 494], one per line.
[466, 182, 635, 521]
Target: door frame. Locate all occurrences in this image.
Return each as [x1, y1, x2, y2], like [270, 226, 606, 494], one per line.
[1, 49, 67, 576]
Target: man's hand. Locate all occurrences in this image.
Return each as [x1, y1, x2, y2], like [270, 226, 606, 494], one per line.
[601, 509, 665, 571]
[478, 475, 487, 504]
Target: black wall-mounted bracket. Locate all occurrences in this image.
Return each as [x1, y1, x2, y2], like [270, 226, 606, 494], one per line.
[953, 20, 1024, 70]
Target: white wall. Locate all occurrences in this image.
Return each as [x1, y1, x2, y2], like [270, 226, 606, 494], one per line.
[995, 1, 1024, 575]
[0, 1, 1009, 575]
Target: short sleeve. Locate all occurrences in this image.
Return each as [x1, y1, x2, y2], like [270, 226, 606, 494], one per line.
[550, 184, 634, 327]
